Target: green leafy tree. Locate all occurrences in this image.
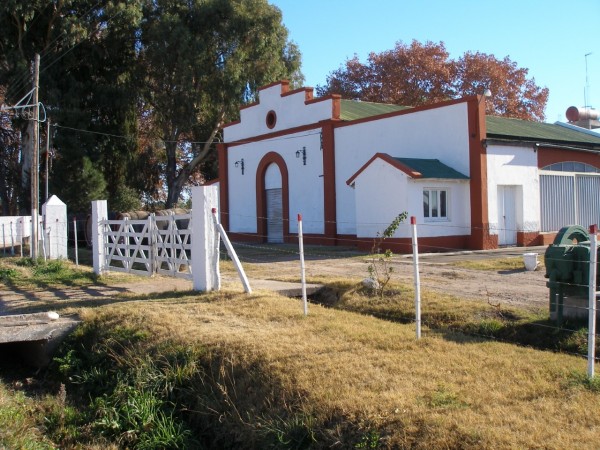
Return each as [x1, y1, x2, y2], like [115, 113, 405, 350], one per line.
[140, 0, 303, 207]
[52, 156, 107, 213]
[0, 0, 145, 213]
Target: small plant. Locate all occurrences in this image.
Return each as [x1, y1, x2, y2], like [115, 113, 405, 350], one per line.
[564, 371, 600, 393]
[366, 212, 407, 298]
[0, 266, 18, 283]
[355, 429, 381, 448]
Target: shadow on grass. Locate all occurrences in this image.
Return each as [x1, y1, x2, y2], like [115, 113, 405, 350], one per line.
[310, 284, 594, 358]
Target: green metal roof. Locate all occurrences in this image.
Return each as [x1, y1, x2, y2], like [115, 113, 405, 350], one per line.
[486, 116, 600, 147]
[393, 157, 468, 179]
[340, 99, 410, 121]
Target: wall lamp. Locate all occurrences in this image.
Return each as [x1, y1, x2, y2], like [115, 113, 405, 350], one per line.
[479, 88, 492, 104]
[296, 146, 307, 165]
[234, 158, 245, 175]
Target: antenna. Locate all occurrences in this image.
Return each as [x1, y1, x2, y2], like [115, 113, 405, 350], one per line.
[585, 52, 592, 108]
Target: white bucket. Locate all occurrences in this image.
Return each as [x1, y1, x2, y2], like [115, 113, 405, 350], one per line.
[523, 253, 538, 271]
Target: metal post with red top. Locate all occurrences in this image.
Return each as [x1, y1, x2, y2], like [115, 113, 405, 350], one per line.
[411, 216, 421, 339]
[588, 224, 598, 378]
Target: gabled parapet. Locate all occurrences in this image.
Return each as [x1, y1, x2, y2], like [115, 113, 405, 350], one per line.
[223, 80, 340, 143]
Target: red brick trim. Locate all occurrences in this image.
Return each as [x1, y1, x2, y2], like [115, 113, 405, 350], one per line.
[346, 153, 422, 186]
[467, 95, 493, 249]
[259, 80, 290, 92]
[517, 231, 540, 247]
[333, 96, 474, 129]
[226, 123, 322, 147]
[321, 120, 337, 240]
[282, 87, 314, 102]
[255, 152, 290, 242]
[537, 146, 600, 169]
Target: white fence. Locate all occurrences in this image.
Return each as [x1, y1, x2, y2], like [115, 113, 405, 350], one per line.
[92, 186, 226, 292]
[0, 216, 32, 251]
[103, 212, 192, 279]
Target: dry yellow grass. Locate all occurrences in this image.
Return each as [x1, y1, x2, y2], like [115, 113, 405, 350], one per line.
[79, 289, 600, 448]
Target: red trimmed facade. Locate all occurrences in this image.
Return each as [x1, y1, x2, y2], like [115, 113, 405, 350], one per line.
[217, 81, 600, 253]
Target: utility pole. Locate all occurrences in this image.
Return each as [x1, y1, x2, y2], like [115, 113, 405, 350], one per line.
[45, 118, 50, 203]
[31, 54, 40, 259]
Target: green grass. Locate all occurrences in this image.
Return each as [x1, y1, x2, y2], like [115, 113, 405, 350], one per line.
[312, 279, 596, 357]
[1, 256, 599, 449]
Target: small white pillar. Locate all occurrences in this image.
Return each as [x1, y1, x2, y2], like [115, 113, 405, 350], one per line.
[191, 186, 220, 291]
[91, 200, 108, 275]
[42, 195, 68, 259]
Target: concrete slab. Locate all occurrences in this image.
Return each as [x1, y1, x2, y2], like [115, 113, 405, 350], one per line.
[0, 312, 80, 367]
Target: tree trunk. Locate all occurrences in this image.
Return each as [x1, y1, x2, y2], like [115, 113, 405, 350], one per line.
[19, 122, 33, 214]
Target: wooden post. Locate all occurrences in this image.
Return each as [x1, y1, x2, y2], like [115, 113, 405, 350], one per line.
[31, 54, 40, 259]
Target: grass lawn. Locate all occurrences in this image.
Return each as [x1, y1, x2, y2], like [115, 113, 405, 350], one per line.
[0, 257, 598, 449]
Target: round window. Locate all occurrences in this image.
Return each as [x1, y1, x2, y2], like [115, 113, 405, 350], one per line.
[266, 110, 277, 129]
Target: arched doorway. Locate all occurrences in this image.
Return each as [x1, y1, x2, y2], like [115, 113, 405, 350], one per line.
[265, 163, 283, 243]
[256, 152, 289, 243]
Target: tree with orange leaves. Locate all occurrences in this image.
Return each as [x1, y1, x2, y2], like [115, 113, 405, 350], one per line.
[317, 40, 549, 122]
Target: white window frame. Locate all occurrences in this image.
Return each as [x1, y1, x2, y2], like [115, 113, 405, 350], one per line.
[423, 187, 449, 222]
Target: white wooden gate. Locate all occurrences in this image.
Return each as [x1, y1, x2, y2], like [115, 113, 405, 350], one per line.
[103, 212, 192, 279]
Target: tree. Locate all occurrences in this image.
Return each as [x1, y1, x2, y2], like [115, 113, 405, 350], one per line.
[0, 88, 20, 215]
[454, 52, 548, 121]
[0, 0, 146, 213]
[140, 0, 302, 208]
[317, 40, 548, 121]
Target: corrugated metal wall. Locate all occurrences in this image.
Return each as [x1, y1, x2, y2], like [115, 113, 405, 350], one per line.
[577, 175, 600, 229]
[540, 173, 600, 232]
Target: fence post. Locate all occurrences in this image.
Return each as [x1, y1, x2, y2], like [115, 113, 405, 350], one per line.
[2, 223, 5, 256]
[18, 219, 23, 258]
[588, 224, 598, 378]
[42, 195, 68, 259]
[9, 221, 14, 255]
[191, 186, 220, 291]
[40, 220, 47, 261]
[150, 213, 156, 275]
[298, 214, 308, 316]
[73, 217, 79, 267]
[411, 216, 422, 340]
[92, 200, 108, 275]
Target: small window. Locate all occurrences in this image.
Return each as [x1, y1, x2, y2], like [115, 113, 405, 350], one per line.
[542, 161, 600, 173]
[266, 110, 277, 129]
[423, 188, 448, 220]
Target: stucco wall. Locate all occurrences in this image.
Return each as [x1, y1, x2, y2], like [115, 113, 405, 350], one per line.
[486, 144, 540, 234]
[335, 102, 471, 235]
[227, 131, 324, 234]
[352, 158, 470, 238]
[224, 84, 334, 142]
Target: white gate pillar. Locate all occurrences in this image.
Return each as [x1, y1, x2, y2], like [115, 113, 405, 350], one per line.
[92, 200, 108, 275]
[191, 186, 220, 291]
[42, 195, 68, 259]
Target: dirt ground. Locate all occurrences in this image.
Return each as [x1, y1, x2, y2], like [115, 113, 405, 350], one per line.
[257, 250, 550, 311]
[0, 245, 550, 315]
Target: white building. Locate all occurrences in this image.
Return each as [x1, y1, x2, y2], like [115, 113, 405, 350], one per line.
[217, 81, 600, 252]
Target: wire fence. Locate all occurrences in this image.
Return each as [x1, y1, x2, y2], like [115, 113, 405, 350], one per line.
[1, 213, 599, 362]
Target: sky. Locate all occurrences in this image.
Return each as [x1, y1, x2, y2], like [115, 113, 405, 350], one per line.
[269, 0, 600, 123]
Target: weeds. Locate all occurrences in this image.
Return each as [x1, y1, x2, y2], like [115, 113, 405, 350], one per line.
[366, 212, 407, 298]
